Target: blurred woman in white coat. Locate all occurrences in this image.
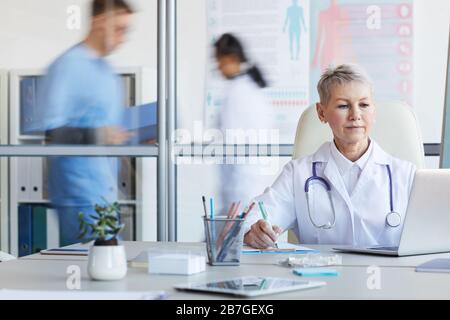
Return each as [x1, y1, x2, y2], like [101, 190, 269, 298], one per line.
[214, 33, 274, 210]
[244, 64, 416, 248]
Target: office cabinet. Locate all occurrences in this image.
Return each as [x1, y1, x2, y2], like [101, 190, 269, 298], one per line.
[118, 157, 136, 201]
[8, 68, 157, 256]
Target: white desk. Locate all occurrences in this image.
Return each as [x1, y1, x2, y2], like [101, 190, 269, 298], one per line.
[3, 242, 450, 300]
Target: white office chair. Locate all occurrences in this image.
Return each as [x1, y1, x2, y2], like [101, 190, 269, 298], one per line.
[288, 101, 425, 243]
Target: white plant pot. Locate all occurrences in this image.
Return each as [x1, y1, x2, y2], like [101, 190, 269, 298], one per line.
[87, 245, 127, 281]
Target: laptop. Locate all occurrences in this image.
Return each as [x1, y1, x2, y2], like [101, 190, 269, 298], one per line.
[333, 169, 450, 256]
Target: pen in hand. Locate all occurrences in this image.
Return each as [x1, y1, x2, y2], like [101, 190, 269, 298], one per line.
[258, 201, 268, 221]
[258, 201, 280, 247]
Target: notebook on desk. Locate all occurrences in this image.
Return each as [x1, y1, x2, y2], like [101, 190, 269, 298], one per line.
[40, 248, 89, 256]
[242, 243, 318, 254]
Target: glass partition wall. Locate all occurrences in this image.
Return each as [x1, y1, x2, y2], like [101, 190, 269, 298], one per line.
[1, 0, 446, 253]
[175, 0, 320, 244]
[0, 0, 160, 255]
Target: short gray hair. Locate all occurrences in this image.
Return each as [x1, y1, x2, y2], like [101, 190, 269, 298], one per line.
[317, 64, 373, 105]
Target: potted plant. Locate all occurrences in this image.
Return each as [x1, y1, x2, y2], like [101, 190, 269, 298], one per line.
[79, 202, 127, 281]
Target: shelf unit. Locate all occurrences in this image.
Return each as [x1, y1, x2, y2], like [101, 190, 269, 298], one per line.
[8, 67, 158, 256]
[0, 70, 9, 252]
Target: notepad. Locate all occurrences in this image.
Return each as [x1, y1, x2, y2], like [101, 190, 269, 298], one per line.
[129, 251, 148, 268]
[415, 259, 450, 273]
[242, 243, 318, 254]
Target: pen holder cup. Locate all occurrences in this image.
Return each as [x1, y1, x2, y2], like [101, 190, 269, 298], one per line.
[203, 217, 245, 266]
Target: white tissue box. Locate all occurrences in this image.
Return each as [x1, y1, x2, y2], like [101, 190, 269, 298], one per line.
[148, 254, 206, 275]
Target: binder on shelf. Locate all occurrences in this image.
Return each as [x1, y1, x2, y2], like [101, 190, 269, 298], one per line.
[120, 205, 135, 241]
[121, 102, 157, 144]
[19, 76, 43, 135]
[118, 157, 136, 201]
[32, 206, 47, 253]
[17, 157, 44, 202]
[17, 158, 30, 201]
[46, 208, 60, 249]
[18, 205, 33, 257]
[42, 158, 49, 200]
[121, 74, 136, 107]
[29, 157, 44, 201]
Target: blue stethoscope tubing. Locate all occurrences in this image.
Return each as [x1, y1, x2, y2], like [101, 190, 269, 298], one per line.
[305, 162, 402, 230]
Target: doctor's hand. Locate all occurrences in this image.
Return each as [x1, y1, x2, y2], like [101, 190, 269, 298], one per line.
[244, 220, 283, 249]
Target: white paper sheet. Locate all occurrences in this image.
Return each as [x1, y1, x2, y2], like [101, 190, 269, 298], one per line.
[242, 242, 317, 254]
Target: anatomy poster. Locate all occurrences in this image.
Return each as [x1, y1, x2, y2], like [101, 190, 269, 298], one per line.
[206, 0, 413, 143]
[309, 0, 414, 106]
[206, 0, 310, 143]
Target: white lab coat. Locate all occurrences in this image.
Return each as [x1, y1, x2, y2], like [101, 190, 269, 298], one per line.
[219, 74, 273, 208]
[246, 141, 416, 247]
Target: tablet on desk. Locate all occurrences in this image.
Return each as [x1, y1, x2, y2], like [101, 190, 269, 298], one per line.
[174, 276, 325, 297]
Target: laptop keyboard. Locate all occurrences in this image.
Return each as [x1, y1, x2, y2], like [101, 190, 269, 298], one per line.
[368, 246, 399, 251]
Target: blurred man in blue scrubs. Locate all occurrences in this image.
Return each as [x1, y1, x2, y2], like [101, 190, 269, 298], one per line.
[39, 0, 134, 246]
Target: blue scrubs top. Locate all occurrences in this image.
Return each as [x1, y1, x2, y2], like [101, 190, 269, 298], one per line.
[40, 43, 124, 207]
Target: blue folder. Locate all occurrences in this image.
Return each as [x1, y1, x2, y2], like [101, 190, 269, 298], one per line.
[32, 206, 47, 254]
[121, 102, 157, 144]
[18, 205, 33, 257]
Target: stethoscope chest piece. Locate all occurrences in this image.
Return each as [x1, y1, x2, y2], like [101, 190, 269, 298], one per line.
[386, 211, 401, 228]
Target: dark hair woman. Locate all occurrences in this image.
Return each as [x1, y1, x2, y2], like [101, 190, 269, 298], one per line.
[213, 33, 274, 211]
[214, 33, 267, 88]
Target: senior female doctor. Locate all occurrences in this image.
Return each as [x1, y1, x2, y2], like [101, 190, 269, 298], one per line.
[244, 64, 416, 248]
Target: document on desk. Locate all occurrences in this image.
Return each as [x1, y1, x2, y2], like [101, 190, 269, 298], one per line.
[0, 289, 168, 300]
[242, 243, 319, 254]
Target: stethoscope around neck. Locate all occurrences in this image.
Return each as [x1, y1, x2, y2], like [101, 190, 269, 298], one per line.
[304, 162, 402, 230]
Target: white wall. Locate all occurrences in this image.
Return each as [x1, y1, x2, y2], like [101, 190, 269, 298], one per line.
[0, 0, 157, 70]
[177, 0, 207, 133]
[0, 0, 159, 244]
[1, 0, 448, 142]
[414, 0, 450, 143]
[176, 0, 450, 145]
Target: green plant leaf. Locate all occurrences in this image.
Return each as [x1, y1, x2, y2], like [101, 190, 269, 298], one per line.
[105, 220, 116, 229]
[79, 201, 126, 242]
